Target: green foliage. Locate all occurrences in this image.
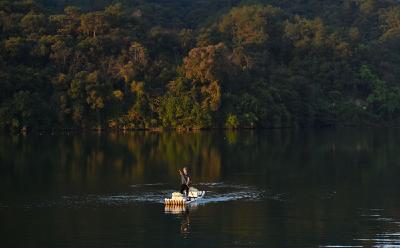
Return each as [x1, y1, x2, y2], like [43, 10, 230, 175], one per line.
[1, 0, 400, 131]
[159, 94, 211, 129]
[0, 91, 51, 131]
[360, 65, 400, 121]
[225, 114, 239, 129]
[158, 77, 212, 129]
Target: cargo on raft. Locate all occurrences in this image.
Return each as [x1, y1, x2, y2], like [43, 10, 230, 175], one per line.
[164, 187, 205, 205]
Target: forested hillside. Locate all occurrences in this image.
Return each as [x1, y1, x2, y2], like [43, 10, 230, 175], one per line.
[1, 0, 400, 131]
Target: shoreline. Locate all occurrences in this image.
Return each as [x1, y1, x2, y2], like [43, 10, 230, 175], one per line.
[3, 123, 393, 135]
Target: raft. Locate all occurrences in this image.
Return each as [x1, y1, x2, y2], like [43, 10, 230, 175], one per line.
[164, 204, 187, 214]
[164, 188, 205, 205]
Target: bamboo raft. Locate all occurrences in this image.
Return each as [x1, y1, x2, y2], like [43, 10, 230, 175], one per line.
[164, 204, 187, 214]
[164, 188, 205, 205]
[165, 192, 186, 205]
[164, 198, 187, 205]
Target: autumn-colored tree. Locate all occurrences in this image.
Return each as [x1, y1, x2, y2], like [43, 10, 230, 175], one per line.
[219, 5, 281, 46]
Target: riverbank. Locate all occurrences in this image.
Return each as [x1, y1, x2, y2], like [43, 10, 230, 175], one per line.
[4, 122, 394, 135]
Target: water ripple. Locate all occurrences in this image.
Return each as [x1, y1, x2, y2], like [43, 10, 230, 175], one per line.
[353, 208, 400, 247]
[5, 182, 281, 208]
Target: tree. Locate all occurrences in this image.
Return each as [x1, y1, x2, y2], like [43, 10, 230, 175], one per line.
[20, 11, 47, 34]
[79, 11, 109, 38]
[4, 37, 28, 61]
[183, 42, 234, 84]
[219, 5, 281, 46]
[2, 0, 400, 131]
[0, 91, 49, 131]
[284, 16, 326, 50]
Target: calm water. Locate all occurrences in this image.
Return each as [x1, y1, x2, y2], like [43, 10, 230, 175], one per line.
[1, 129, 400, 247]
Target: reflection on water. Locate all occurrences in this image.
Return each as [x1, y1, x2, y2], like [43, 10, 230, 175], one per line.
[0, 132, 223, 191]
[355, 209, 400, 247]
[180, 209, 191, 237]
[321, 209, 400, 247]
[1, 129, 400, 247]
[165, 205, 194, 237]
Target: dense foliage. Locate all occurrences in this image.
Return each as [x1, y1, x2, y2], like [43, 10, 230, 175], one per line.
[1, 0, 400, 131]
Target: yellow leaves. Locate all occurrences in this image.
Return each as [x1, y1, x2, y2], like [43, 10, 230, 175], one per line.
[113, 42, 147, 85]
[49, 39, 71, 65]
[79, 11, 109, 37]
[72, 104, 83, 123]
[183, 42, 229, 84]
[182, 43, 233, 113]
[284, 16, 326, 49]
[225, 114, 239, 129]
[87, 90, 104, 110]
[20, 11, 47, 34]
[53, 73, 67, 85]
[86, 71, 99, 84]
[64, 6, 80, 18]
[380, 6, 400, 39]
[112, 90, 124, 101]
[179, 29, 195, 50]
[219, 4, 280, 46]
[131, 81, 144, 95]
[49, 7, 80, 35]
[129, 42, 148, 66]
[201, 81, 221, 111]
[108, 119, 118, 128]
[4, 37, 25, 57]
[118, 62, 135, 84]
[105, 3, 123, 17]
[359, 0, 377, 14]
[334, 42, 352, 58]
[231, 46, 256, 70]
[127, 108, 142, 122]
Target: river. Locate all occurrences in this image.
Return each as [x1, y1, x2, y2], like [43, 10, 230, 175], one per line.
[1, 128, 400, 247]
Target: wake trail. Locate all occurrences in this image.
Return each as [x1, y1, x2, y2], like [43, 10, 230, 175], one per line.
[2, 182, 286, 209]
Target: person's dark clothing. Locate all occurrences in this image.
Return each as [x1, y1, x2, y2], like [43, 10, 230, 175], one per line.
[180, 184, 189, 195]
[180, 173, 190, 185]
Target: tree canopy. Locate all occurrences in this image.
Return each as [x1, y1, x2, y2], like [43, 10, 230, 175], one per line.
[1, 0, 400, 131]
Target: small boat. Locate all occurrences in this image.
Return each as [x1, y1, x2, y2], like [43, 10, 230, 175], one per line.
[164, 187, 205, 205]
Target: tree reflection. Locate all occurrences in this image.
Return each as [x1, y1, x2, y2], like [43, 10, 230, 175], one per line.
[0, 132, 223, 192]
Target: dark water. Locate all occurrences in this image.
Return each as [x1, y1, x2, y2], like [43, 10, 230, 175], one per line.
[1, 129, 400, 248]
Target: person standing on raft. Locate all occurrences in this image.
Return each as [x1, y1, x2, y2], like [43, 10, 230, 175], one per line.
[179, 167, 190, 196]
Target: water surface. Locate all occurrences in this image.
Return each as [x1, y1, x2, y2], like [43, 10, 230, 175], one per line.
[1, 129, 400, 247]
